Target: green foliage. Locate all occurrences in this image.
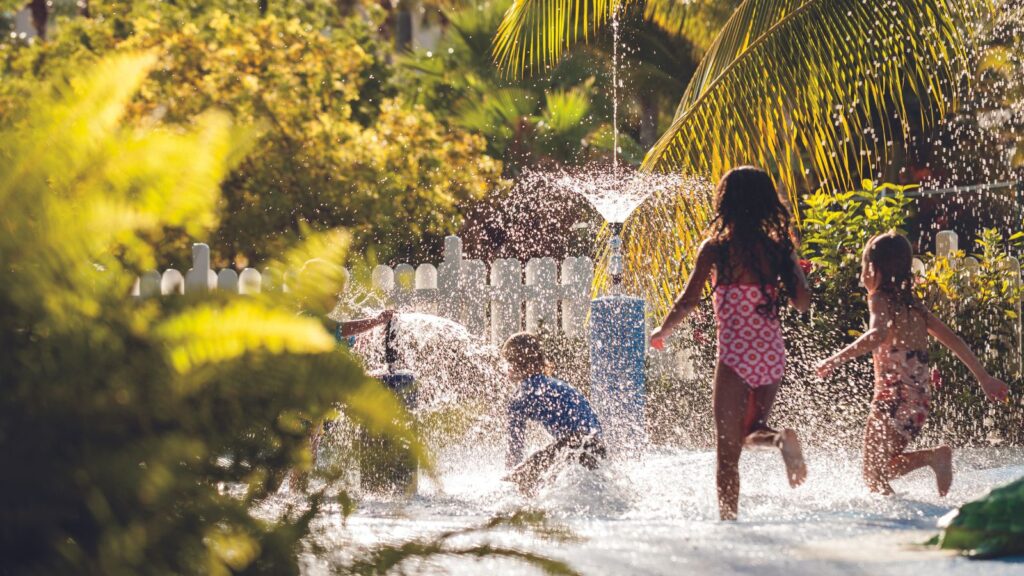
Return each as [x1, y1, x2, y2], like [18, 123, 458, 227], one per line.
[801, 181, 917, 335]
[0, 1, 503, 265]
[620, 0, 984, 316]
[938, 476, 1024, 558]
[0, 53, 423, 575]
[918, 228, 1024, 443]
[395, 0, 625, 175]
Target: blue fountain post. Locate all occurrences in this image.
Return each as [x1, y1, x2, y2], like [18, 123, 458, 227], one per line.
[360, 319, 418, 495]
[589, 223, 647, 448]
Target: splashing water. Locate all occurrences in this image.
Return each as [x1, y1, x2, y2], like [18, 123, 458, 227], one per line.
[296, 439, 1024, 575]
[278, 310, 1024, 575]
[521, 167, 688, 224]
[354, 312, 509, 414]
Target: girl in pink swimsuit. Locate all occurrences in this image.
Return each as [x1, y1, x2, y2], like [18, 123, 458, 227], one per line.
[817, 233, 1008, 496]
[651, 166, 811, 520]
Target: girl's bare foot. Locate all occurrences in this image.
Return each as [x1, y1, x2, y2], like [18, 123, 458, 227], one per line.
[778, 429, 807, 487]
[865, 475, 895, 495]
[932, 445, 953, 496]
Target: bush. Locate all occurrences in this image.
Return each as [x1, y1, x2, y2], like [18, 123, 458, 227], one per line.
[918, 228, 1024, 444]
[0, 53, 419, 575]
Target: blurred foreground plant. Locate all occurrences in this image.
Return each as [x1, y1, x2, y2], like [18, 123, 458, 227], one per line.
[0, 53, 422, 575]
[344, 510, 580, 575]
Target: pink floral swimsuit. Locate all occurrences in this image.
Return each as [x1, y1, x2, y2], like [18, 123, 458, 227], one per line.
[871, 347, 932, 441]
[713, 284, 786, 388]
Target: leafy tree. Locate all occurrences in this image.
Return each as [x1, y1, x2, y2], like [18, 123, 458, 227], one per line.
[396, 0, 619, 175]
[0, 53, 421, 575]
[0, 1, 504, 266]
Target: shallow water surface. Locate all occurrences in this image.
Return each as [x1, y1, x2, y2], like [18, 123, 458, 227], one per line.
[299, 445, 1024, 575]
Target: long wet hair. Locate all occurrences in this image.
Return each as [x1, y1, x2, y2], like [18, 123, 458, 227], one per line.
[863, 232, 922, 313]
[707, 166, 799, 317]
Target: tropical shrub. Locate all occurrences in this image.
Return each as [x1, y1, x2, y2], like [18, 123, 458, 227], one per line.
[918, 228, 1024, 444]
[0, 53, 419, 575]
[801, 181, 916, 337]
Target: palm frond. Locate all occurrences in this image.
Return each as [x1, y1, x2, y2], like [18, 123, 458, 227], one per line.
[493, 0, 622, 77]
[642, 0, 741, 55]
[453, 87, 538, 144]
[542, 86, 592, 132]
[630, 0, 986, 314]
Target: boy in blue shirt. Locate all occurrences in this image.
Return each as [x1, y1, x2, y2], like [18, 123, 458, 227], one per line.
[502, 332, 606, 495]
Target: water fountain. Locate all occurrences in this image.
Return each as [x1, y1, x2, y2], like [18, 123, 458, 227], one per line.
[554, 168, 682, 446]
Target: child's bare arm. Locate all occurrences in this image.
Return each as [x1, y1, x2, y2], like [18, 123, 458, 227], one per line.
[339, 309, 394, 337]
[651, 240, 716, 346]
[816, 293, 891, 377]
[925, 310, 1010, 401]
[789, 251, 811, 314]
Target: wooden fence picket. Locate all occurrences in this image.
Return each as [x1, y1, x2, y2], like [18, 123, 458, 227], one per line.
[134, 232, 1017, 362]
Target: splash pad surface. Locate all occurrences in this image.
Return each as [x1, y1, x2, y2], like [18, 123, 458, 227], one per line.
[290, 314, 1024, 574]
[302, 445, 1024, 575]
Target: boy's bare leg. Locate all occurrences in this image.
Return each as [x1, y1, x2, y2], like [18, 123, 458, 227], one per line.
[713, 364, 748, 521]
[742, 383, 806, 488]
[507, 437, 572, 496]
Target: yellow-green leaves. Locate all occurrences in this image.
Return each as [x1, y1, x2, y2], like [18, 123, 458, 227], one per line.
[493, 0, 621, 78]
[0, 52, 247, 328]
[157, 301, 337, 375]
[0, 50, 434, 573]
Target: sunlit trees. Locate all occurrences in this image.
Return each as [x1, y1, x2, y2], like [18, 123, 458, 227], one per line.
[0, 0, 503, 266]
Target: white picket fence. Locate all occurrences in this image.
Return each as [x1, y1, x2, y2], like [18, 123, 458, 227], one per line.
[133, 236, 594, 347]
[134, 229, 1022, 366]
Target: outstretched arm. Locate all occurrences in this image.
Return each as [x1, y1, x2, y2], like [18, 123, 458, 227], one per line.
[789, 252, 811, 314]
[650, 240, 716, 349]
[338, 309, 394, 338]
[925, 310, 1010, 401]
[816, 292, 891, 377]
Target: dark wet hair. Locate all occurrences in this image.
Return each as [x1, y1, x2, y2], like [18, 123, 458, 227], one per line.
[502, 332, 549, 377]
[863, 232, 921, 311]
[707, 166, 799, 316]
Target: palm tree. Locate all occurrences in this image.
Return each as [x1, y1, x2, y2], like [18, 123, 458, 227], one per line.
[493, 0, 988, 312]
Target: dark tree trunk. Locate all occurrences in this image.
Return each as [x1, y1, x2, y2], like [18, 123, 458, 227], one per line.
[638, 93, 659, 150]
[79, 0, 90, 17]
[394, 0, 413, 52]
[29, 0, 47, 40]
[258, 0, 268, 15]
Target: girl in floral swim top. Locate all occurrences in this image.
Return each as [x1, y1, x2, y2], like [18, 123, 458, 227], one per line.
[650, 166, 812, 520]
[817, 232, 1009, 496]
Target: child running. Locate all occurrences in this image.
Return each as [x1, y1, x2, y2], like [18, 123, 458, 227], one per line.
[503, 332, 606, 496]
[650, 166, 811, 520]
[816, 232, 1009, 496]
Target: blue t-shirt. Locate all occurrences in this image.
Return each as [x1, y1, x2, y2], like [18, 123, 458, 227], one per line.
[507, 375, 602, 467]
